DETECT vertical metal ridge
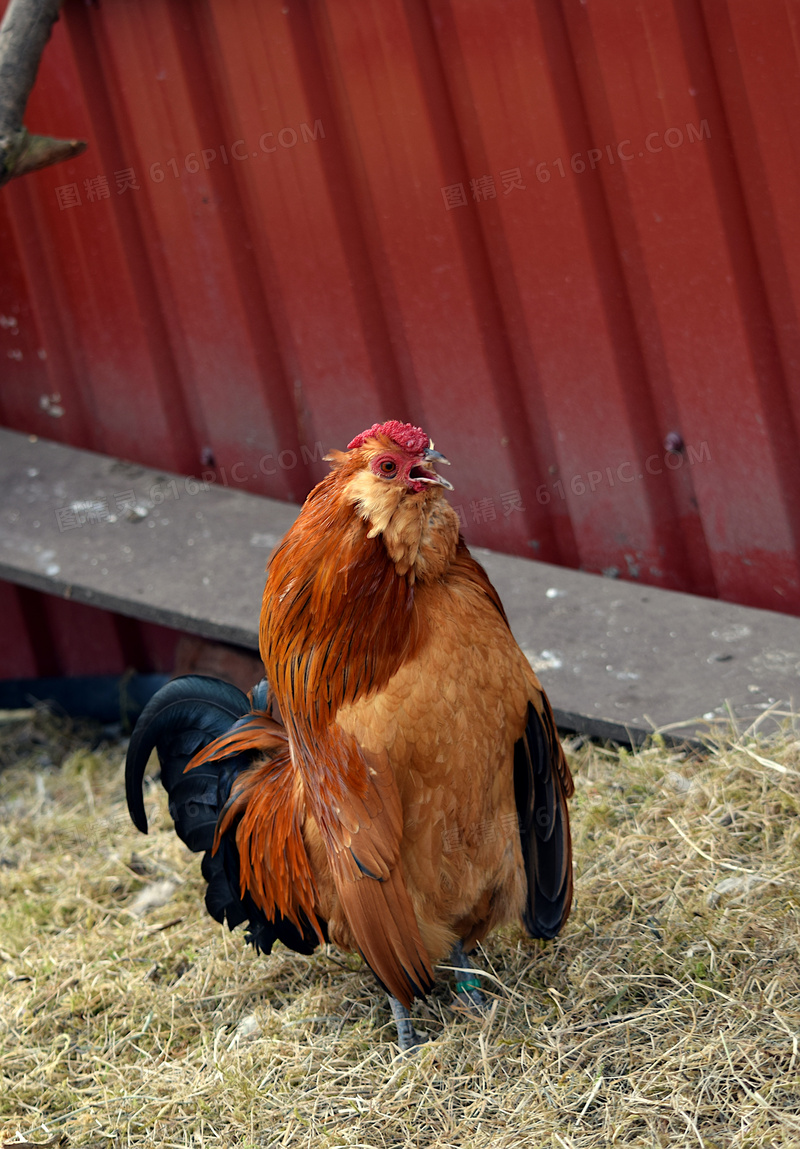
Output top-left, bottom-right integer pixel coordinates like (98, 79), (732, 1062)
(203, 0), (320, 492)
(308, 0), (424, 421)
(697, 0), (800, 461)
(166, 0), (311, 500)
(545, 0), (710, 591)
(63, 0), (199, 474)
(0, 584), (40, 679)
(408, 0), (568, 565)
(675, 0), (800, 593)
(0, 189), (94, 448)
(290, 0), (413, 425)
(15, 585), (62, 678)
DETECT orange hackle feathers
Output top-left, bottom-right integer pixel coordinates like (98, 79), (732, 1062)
(260, 459), (421, 734)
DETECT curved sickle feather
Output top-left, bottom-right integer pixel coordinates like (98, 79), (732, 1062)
(125, 675), (250, 833)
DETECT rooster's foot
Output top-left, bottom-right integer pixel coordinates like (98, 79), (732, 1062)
(388, 994), (427, 1052)
(450, 940), (487, 1012)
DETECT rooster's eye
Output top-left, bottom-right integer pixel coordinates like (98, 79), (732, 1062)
(378, 459), (397, 476)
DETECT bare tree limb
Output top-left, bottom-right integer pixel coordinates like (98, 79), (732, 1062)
(0, 0), (86, 187)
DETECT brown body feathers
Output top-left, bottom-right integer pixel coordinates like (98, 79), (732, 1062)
(193, 423), (573, 1007)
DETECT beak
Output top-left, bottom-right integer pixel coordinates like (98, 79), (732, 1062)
(423, 447), (450, 466)
(416, 445), (454, 491)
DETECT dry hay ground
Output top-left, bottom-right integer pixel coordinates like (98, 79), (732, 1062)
(1, 708), (799, 1149)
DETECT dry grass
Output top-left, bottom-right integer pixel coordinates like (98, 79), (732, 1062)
(1, 707), (800, 1148)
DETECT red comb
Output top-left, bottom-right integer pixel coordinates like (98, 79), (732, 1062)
(347, 421), (429, 454)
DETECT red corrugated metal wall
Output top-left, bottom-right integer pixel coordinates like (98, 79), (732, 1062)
(2, 0), (800, 678)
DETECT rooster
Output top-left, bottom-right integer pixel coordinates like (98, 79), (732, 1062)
(126, 420), (573, 1049)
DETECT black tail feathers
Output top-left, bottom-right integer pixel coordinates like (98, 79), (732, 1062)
(514, 700), (573, 940)
(125, 674), (249, 838)
(124, 674), (322, 956)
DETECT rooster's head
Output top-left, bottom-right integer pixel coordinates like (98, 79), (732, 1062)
(345, 420), (452, 494)
(325, 420), (454, 552)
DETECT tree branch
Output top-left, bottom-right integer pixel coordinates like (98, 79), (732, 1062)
(0, 0), (87, 186)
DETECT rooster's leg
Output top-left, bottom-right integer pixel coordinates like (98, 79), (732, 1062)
(387, 995), (426, 1051)
(450, 940), (486, 1010)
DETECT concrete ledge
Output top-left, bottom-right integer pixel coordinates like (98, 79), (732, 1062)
(1, 428), (798, 743)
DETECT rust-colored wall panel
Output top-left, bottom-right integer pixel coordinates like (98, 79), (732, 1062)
(430, 0), (699, 587)
(559, 0), (800, 610)
(2, 0), (800, 679)
(0, 585), (39, 679)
